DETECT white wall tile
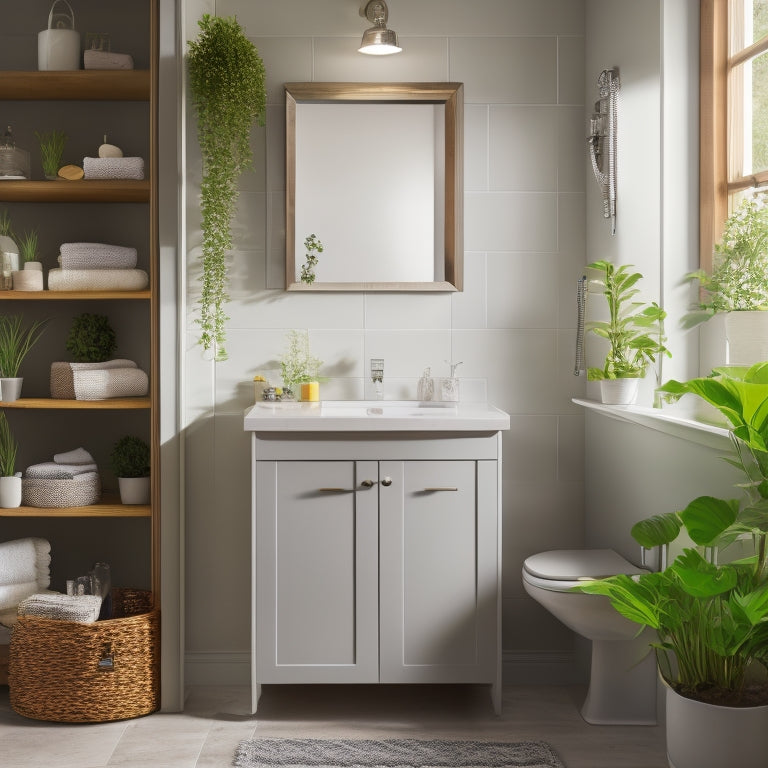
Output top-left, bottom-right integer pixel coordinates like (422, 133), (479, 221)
(557, 107), (587, 193)
(558, 36), (586, 105)
(252, 37), (314, 104)
(503, 415), (558, 484)
(464, 105), (489, 192)
(451, 251), (487, 329)
(365, 293), (452, 330)
(364, 330), (452, 379)
(558, 414), (585, 483)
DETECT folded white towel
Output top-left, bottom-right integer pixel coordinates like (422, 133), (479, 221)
(0, 581), (38, 612)
(47, 268), (149, 292)
(0, 589), (57, 628)
(18, 593), (102, 624)
(59, 242), (138, 271)
(73, 367), (149, 400)
(53, 447), (94, 465)
(0, 538), (50, 587)
(83, 156), (144, 180)
(24, 462), (99, 479)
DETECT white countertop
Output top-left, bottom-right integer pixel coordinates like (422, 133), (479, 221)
(243, 400), (511, 432)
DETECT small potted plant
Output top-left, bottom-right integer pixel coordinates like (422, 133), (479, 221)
(279, 329), (323, 401)
(686, 195), (768, 365)
(585, 259), (670, 404)
(577, 362), (768, 768)
(0, 412), (20, 508)
(13, 229), (43, 291)
(35, 129), (67, 180)
(0, 314), (48, 402)
(110, 435), (150, 505)
(65, 313), (117, 363)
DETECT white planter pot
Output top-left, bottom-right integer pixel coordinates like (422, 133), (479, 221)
(0, 377), (23, 402)
(118, 476), (150, 505)
(24, 261), (43, 271)
(724, 310), (768, 365)
(665, 679), (768, 768)
(12, 269), (43, 291)
(599, 378), (639, 405)
(0, 475), (22, 508)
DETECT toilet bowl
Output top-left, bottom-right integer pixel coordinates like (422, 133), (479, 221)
(522, 548), (657, 725)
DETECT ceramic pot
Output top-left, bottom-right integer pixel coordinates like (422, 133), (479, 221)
(12, 270), (43, 291)
(0, 377), (23, 402)
(724, 310), (768, 365)
(0, 475), (22, 508)
(599, 378), (639, 405)
(118, 476), (150, 505)
(24, 261), (43, 271)
(664, 677), (768, 768)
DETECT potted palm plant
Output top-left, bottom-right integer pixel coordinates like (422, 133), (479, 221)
(585, 259), (670, 404)
(13, 229), (43, 291)
(110, 435), (150, 505)
(0, 412), (21, 508)
(0, 315), (48, 401)
(576, 362), (768, 768)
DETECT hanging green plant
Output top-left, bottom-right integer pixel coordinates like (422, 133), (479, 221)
(187, 14), (266, 361)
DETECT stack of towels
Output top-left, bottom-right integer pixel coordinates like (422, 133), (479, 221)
(0, 538), (51, 630)
(48, 242), (149, 292)
(17, 592), (102, 624)
(22, 447), (102, 508)
(25, 446), (99, 480)
(50, 358), (149, 401)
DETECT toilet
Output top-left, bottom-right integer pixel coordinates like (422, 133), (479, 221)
(522, 548), (657, 725)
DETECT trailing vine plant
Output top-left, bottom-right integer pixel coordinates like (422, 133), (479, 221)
(300, 234), (323, 285)
(188, 14), (266, 360)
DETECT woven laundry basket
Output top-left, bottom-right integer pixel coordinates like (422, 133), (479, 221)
(9, 588), (159, 722)
(21, 471), (101, 507)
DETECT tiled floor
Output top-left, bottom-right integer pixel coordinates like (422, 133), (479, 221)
(0, 683), (668, 768)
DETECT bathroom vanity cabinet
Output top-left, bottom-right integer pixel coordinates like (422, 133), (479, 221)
(245, 401), (509, 713)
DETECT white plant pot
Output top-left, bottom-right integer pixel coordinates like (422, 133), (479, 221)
(664, 678), (768, 768)
(724, 310), (768, 365)
(12, 269), (43, 291)
(118, 476), (150, 505)
(0, 475), (22, 508)
(24, 261), (43, 271)
(599, 378), (639, 405)
(0, 377), (23, 402)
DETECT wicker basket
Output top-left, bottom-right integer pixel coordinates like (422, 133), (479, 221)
(9, 588), (159, 722)
(21, 472), (101, 507)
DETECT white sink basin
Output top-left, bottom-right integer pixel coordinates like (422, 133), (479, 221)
(321, 400), (458, 418)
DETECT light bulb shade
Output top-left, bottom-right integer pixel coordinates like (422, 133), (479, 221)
(358, 26), (401, 55)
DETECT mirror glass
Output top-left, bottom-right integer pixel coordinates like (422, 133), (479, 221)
(285, 83), (463, 292)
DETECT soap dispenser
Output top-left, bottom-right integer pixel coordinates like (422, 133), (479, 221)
(441, 360), (462, 402)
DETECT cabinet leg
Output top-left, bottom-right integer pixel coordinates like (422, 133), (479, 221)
(491, 679), (502, 715)
(251, 682), (262, 714)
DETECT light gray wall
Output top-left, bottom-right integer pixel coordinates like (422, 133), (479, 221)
(182, 0), (588, 684)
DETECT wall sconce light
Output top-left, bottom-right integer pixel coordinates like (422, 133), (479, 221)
(358, 0), (402, 55)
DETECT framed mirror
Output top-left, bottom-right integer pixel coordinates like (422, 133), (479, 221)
(285, 82), (463, 292)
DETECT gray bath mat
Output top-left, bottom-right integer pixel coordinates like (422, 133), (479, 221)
(234, 738), (565, 768)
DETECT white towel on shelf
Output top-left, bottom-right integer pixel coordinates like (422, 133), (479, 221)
(24, 462), (99, 479)
(53, 447), (94, 465)
(18, 593), (102, 624)
(69, 359), (137, 372)
(0, 538), (50, 587)
(83, 156), (144, 180)
(0, 581), (39, 612)
(47, 267), (149, 292)
(59, 242), (138, 271)
(72, 366), (149, 400)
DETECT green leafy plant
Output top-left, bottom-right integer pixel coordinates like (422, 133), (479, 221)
(35, 129), (68, 178)
(0, 315), (48, 377)
(300, 234), (323, 285)
(110, 435), (150, 478)
(0, 208), (13, 239)
(586, 259), (670, 380)
(0, 412), (18, 477)
(685, 196), (768, 327)
(576, 362), (768, 707)
(279, 329), (323, 392)
(17, 230), (38, 264)
(187, 14), (266, 361)
(65, 313), (116, 363)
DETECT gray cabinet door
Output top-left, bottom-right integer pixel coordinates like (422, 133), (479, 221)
(255, 460), (379, 682)
(379, 460), (498, 683)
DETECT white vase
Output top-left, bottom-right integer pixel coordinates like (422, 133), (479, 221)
(724, 310), (768, 365)
(118, 476), (150, 505)
(664, 678), (768, 768)
(0, 377), (23, 402)
(0, 475), (22, 508)
(599, 378), (639, 405)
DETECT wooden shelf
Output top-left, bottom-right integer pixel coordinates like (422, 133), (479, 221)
(0, 495), (150, 518)
(0, 397), (150, 409)
(0, 70), (150, 101)
(0, 290), (150, 300)
(0, 180), (150, 203)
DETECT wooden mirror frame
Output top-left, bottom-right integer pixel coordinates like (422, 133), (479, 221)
(285, 82), (464, 292)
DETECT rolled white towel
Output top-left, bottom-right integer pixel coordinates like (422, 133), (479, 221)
(47, 267), (149, 292)
(0, 538), (50, 587)
(83, 156), (144, 180)
(0, 581), (38, 612)
(59, 242), (138, 271)
(18, 593), (102, 624)
(72, 367), (149, 400)
(53, 447), (94, 465)
(24, 462), (99, 479)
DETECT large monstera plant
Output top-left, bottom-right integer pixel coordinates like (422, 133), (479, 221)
(188, 14), (266, 361)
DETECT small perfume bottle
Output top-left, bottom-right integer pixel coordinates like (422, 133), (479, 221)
(441, 361), (462, 402)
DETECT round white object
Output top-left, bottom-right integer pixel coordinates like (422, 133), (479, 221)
(98, 143), (124, 158)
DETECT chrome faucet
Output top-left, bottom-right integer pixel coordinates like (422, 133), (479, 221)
(370, 358), (384, 400)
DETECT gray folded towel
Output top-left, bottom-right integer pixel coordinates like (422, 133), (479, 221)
(59, 242), (138, 270)
(53, 447), (94, 465)
(18, 592), (102, 623)
(25, 462), (98, 479)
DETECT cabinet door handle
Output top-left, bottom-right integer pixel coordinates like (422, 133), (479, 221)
(381, 477), (393, 487)
(423, 487), (459, 492)
(318, 487), (350, 492)
(360, 479), (377, 488)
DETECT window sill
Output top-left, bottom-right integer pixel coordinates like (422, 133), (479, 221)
(573, 398), (731, 450)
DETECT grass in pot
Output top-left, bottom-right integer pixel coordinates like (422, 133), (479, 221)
(0, 314), (48, 401)
(0, 412), (21, 507)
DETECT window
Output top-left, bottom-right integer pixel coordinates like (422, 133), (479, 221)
(700, 0), (768, 269)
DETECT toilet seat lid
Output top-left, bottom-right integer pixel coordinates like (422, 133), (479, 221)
(523, 549), (645, 581)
